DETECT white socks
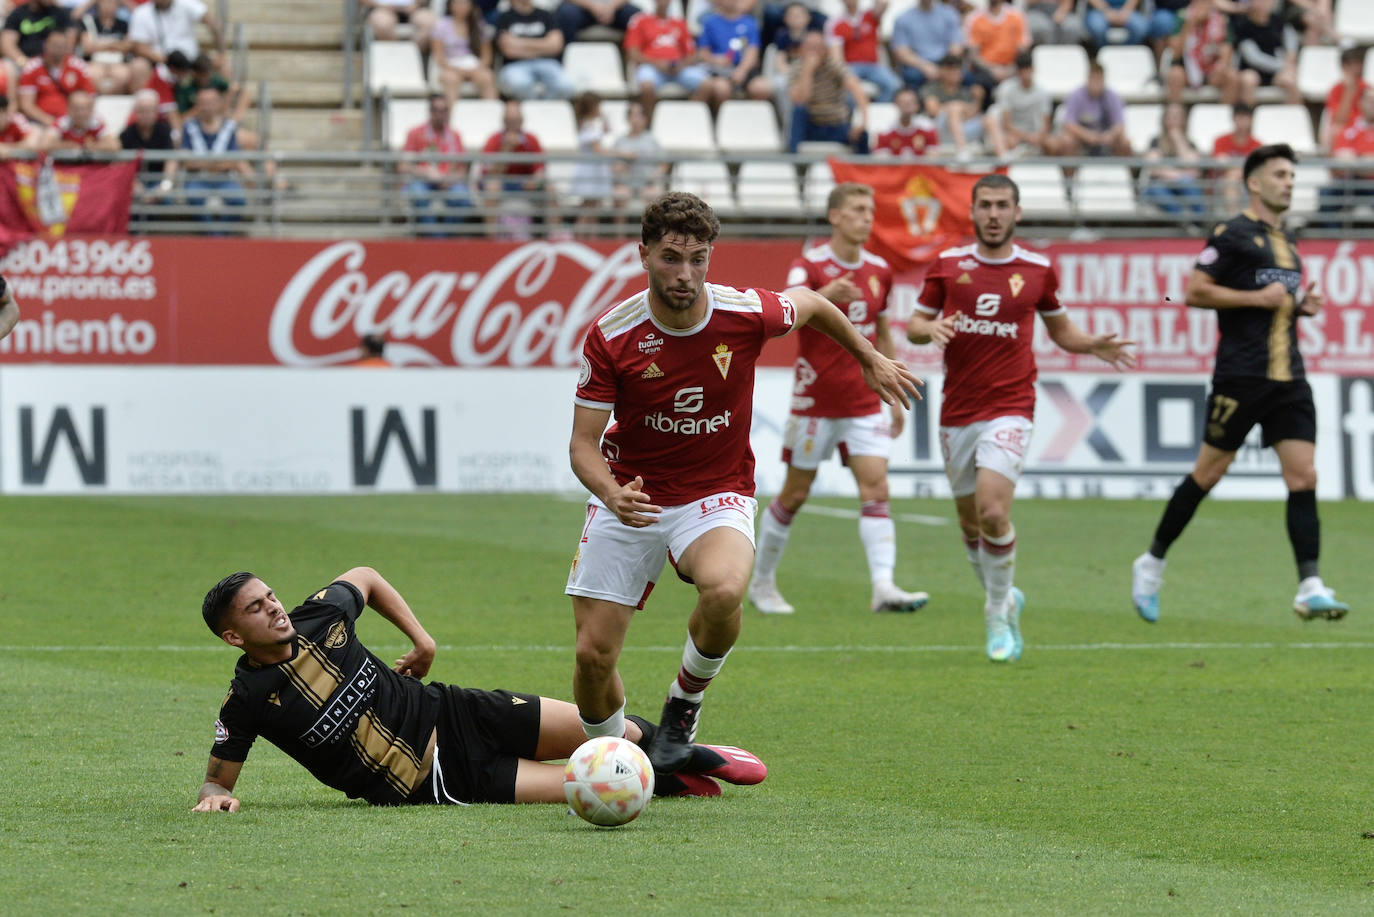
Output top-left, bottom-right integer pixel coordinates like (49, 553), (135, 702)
(859, 500), (896, 586)
(752, 499), (795, 583)
(980, 526), (1016, 612)
(580, 704), (626, 739)
(668, 636), (728, 703)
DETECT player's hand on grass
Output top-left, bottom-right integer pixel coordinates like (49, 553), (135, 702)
(192, 794), (239, 813)
(608, 476), (662, 527)
(1298, 280), (1322, 316)
(394, 635), (436, 678)
(1089, 333), (1137, 371)
(863, 355), (922, 408)
(819, 273), (864, 305)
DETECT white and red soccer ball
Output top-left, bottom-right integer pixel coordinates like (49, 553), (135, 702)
(563, 736), (655, 827)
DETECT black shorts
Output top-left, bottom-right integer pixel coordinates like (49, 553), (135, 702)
(1203, 376), (1315, 452)
(413, 685), (542, 805)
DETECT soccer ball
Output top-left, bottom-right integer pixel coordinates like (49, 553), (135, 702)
(563, 736), (655, 827)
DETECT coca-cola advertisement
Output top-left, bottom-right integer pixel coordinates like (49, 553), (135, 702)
(1, 236), (1372, 375)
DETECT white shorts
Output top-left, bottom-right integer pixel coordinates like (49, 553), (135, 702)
(565, 491), (758, 609)
(939, 415), (1033, 497)
(781, 412), (891, 471)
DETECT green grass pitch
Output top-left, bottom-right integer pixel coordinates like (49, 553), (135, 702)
(2, 493), (1372, 915)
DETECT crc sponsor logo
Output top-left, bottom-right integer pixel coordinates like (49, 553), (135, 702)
(954, 312), (1017, 338)
(269, 240), (645, 367)
(699, 493), (751, 517)
(645, 386), (731, 434)
(779, 294), (795, 327)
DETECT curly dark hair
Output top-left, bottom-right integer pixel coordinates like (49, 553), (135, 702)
(202, 571), (256, 636)
(641, 191), (720, 246)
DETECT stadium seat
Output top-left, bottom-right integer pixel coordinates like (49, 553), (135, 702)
(1008, 163), (1071, 217)
(1335, 0), (1374, 43)
(1032, 44), (1089, 100)
(1290, 165), (1328, 216)
(452, 98), (503, 149)
(672, 159), (735, 213)
(522, 99), (578, 151)
(803, 160), (835, 213)
(1296, 45), (1341, 102)
(716, 100), (783, 154)
(1123, 103), (1162, 154)
(1098, 44), (1159, 102)
(368, 40), (428, 97)
(1252, 104), (1316, 154)
(94, 94), (133, 130)
(1186, 102), (1233, 156)
(1366, 48), (1374, 84)
(544, 159), (576, 197)
(651, 99), (716, 153)
(735, 161), (803, 215)
(1072, 164), (1136, 216)
(385, 97), (429, 149)
(600, 99), (629, 139)
(862, 101), (897, 146)
(563, 42), (629, 96)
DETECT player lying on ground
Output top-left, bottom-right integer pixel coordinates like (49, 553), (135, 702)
(193, 567), (766, 812)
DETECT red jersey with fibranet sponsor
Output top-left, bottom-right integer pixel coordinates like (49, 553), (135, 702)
(785, 243), (890, 418)
(623, 13), (695, 62)
(18, 55), (95, 119)
(575, 283), (796, 505)
(915, 243), (1064, 426)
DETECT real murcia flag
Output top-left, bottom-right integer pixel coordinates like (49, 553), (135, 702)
(0, 155), (139, 240)
(712, 343), (733, 379)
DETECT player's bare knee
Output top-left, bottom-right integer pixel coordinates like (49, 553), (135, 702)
(1283, 467), (1317, 491)
(696, 575), (748, 613)
(573, 637), (619, 680)
(977, 505), (1010, 536)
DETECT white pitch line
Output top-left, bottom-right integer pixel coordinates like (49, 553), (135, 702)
(4, 642), (1374, 653)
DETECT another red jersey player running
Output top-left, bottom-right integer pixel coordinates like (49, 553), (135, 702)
(906, 175), (1135, 662)
(748, 182), (929, 616)
(569, 192), (920, 772)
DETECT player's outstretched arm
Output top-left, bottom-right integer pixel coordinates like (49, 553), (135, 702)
(337, 566), (436, 677)
(569, 404), (662, 527)
(906, 310), (958, 348)
(0, 281), (19, 342)
(786, 286), (922, 407)
(192, 755), (243, 813)
(1185, 269), (1288, 311)
(1042, 312), (1137, 371)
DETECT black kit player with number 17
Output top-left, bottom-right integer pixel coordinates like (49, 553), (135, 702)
(1131, 143), (1350, 624)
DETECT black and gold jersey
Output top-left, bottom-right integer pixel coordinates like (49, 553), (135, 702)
(1195, 211), (1306, 382)
(210, 582), (439, 805)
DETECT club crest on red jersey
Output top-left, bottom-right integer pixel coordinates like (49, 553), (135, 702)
(712, 343), (733, 379)
(1008, 273), (1025, 298)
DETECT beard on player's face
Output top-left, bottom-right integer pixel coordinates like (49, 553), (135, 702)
(975, 217), (1015, 248)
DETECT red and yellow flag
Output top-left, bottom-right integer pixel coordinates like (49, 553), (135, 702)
(0, 157), (139, 240)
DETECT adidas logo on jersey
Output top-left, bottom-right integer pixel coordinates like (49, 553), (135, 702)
(641, 362), (664, 379)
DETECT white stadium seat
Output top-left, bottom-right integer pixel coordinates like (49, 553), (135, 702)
(1296, 45), (1341, 102)
(521, 99), (578, 151)
(1123, 103), (1162, 155)
(1252, 104), (1316, 154)
(600, 99), (629, 139)
(1073, 164), (1136, 216)
(715, 100), (783, 154)
(1366, 48), (1374, 84)
(1098, 44), (1158, 102)
(863, 101), (897, 146)
(368, 40), (427, 97)
(1335, 0), (1374, 42)
(1008, 163), (1071, 217)
(385, 97), (428, 149)
(1291, 165), (1328, 216)
(563, 42), (629, 96)
(452, 98), (503, 149)
(673, 160), (735, 213)
(94, 94), (133, 130)
(1032, 44), (1089, 100)
(651, 100), (716, 153)
(735, 161), (803, 215)
(804, 160), (835, 213)
(1186, 102), (1233, 156)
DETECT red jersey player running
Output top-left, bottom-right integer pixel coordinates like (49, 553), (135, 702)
(569, 192), (920, 772)
(748, 182), (929, 616)
(906, 175), (1135, 662)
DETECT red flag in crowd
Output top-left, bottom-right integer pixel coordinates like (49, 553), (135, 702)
(827, 160), (991, 272)
(0, 157), (139, 240)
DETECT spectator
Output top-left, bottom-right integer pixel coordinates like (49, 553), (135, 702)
(771, 1), (819, 66)
(554, 0), (640, 45)
(79, 0), (134, 95)
(1163, 0), (1236, 106)
(762, 0), (825, 51)
(1231, 0), (1299, 107)
(1024, 0), (1085, 47)
(697, 0), (773, 111)
(481, 99), (559, 237)
(623, 0), (710, 112)
(353, 334), (392, 368)
(1141, 102), (1205, 219)
(18, 30), (93, 127)
(611, 98), (666, 216)
(129, 0), (224, 69)
(1320, 45), (1367, 152)
(1054, 60), (1132, 157)
(921, 53), (999, 161)
(1285, 0), (1335, 46)
(40, 87), (118, 151)
(120, 88), (179, 202)
(1084, 0), (1151, 49)
(360, 0), (436, 57)
(493, 0), (573, 100)
(993, 49), (1060, 157)
(1210, 101), (1261, 213)
(965, 0), (1029, 86)
(432, 0), (498, 103)
(1148, 0), (1190, 58)
(400, 93), (472, 233)
(889, 0), (962, 91)
(1318, 86), (1374, 226)
(179, 85), (251, 225)
(570, 91), (612, 226)
(787, 29), (868, 152)
(2, 0), (72, 78)
(873, 85), (938, 157)
(174, 54), (245, 122)
(825, 0), (899, 103)
(0, 94), (39, 153)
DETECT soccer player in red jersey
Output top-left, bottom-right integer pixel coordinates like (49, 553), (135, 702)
(907, 175), (1135, 662)
(569, 192), (920, 771)
(748, 182), (929, 616)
